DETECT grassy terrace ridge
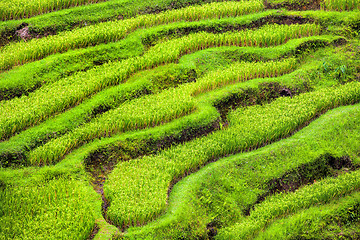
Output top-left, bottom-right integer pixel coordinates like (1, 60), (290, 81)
(1, 0), (360, 239)
(27, 58), (296, 165)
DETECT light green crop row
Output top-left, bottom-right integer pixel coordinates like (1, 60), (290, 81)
(0, 35), (143, 101)
(104, 81), (360, 228)
(120, 96), (360, 239)
(28, 58), (296, 165)
(0, 23), (319, 140)
(0, 0), (107, 21)
(143, 24), (320, 65)
(191, 58), (297, 96)
(322, 0), (360, 11)
(0, 0), (232, 48)
(0, 0), (264, 71)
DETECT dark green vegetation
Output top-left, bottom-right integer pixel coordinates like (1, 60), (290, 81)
(1, 0), (360, 239)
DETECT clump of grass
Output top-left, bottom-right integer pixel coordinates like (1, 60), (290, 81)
(0, 174), (97, 239)
(322, 0), (360, 11)
(0, 0), (107, 21)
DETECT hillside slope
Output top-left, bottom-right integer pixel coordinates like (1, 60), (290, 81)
(1, 0), (360, 239)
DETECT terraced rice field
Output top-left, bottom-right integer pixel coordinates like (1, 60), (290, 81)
(1, 0), (360, 239)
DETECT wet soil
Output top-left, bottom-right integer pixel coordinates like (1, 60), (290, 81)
(0, 130), (63, 168)
(0, 151), (27, 168)
(0, 81), (42, 102)
(0, 23), (57, 47)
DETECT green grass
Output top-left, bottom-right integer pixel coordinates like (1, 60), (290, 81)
(0, 0), (243, 45)
(0, 10), (282, 101)
(23, 36), (354, 166)
(1, 34), (337, 168)
(218, 169), (360, 239)
(0, 36), (143, 101)
(28, 85), (197, 165)
(322, 0), (360, 11)
(267, 0), (360, 10)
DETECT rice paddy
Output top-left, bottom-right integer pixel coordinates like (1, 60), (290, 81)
(1, 0), (360, 239)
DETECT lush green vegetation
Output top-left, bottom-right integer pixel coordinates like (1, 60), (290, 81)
(322, 0), (360, 10)
(120, 99), (360, 239)
(1, 0), (360, 239)
(0, 0), (264, 71)
(0, 23), (319, 141)
(0, 0), (258, 45)
(0, 0), (107, 21)
(0, 175), (97, 239)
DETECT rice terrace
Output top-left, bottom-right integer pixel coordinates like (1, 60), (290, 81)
(1, 0), (360, 239)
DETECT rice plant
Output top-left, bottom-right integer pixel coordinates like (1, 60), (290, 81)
(0, 0), (106, 21)
(322, 0), (360, 11)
